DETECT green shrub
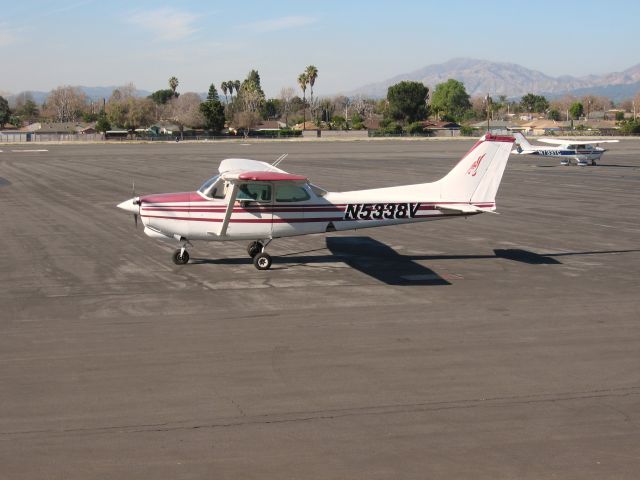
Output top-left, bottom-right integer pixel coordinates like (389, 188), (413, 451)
(459, 125), (474, 136)
(405, 122), (424, 134)
(619, 119), (640, 134)
(382, 123), (402, 135)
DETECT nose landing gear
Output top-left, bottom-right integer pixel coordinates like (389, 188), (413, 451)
(172, 248), (190, 265)
(172, 239), (192, 265)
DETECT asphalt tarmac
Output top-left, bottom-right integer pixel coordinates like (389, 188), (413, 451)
(1, 138), (639, 479)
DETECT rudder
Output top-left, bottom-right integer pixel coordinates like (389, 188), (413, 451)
(437, 134), (514, 205)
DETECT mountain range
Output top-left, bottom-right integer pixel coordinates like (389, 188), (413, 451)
(4, 58), (640, 104)
(346, 58), (640, 101)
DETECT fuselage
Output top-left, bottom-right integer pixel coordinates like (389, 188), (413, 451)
(518, 144), (605, 161)
(137, 186), (493, 242)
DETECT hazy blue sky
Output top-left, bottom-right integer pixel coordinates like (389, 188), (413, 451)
(1, 0), (638, 96)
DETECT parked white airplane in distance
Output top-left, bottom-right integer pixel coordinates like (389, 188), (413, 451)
(512, 132), (618, 166)
(117, 133), (515, 270)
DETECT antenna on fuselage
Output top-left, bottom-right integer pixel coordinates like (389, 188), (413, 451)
(272, 153), (288, 167)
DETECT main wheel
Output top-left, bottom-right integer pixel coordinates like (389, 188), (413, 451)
(253, 252), (272, 270)
(172, 249), (189, 265)
(591, 160), (597, 166)
(247, 241), (263, 258)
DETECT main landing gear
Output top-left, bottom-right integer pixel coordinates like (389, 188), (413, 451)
(171, 239), (274, 270)
(247, 239), (273, 270)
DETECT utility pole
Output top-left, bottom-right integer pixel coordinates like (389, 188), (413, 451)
(485, 94), (491, 132)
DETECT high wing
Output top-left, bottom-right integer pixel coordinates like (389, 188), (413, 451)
(218, 158), (288, 175)
(215, 159), (309, 237)
(221, 170), (307, 183)
(538, 138), (619, 145)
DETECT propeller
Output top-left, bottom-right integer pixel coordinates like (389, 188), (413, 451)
(131, 180), (140, 228)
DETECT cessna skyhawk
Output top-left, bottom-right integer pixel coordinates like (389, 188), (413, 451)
(512, 132), (618, 166)
(117, 134), (515, 270)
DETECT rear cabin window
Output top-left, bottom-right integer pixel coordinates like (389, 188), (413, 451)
(237, 183), (271, 202)
(276, 184), (310, 202)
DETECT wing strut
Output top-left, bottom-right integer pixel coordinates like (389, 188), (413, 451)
(218, 183), (239, 236)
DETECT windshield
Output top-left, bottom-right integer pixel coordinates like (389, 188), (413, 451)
(198, 175), (219, 194)
(198, 175), (224, 198)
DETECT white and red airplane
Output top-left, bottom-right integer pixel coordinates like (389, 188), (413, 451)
(512, 132), (618, 166)
(117, 133), (515, 270)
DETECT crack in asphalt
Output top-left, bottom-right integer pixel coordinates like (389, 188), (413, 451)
(2, 386), (639, 439)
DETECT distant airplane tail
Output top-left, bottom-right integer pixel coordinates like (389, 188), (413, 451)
(512, 132), (534, 153)
(437, 133), (514, 207)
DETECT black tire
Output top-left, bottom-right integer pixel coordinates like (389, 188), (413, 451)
(592, 160), (597, 166)
(253, 252), (272, 270)
(247, 241), (263, 258)
(172, 249), (189, 265)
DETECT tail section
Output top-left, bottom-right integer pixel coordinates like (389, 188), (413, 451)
(512, 132), (534, 153)
(437, 133), (514, 206)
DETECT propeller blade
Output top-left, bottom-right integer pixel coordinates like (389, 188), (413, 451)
(131, 180), (140, 228)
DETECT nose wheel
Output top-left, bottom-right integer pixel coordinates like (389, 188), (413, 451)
(172, 247), (190, 265)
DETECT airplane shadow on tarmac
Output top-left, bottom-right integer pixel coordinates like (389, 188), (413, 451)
(191, 236), (640, 286)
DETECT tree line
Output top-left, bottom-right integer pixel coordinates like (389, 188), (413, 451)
(2, 69), (640, 134)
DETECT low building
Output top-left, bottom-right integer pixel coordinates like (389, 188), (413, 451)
(470, 120), (519, 135)
(254, 120), (287, 131)
(421, 120), (461, 137)
(20, 122), (95, 134)
(519, 119), (571, 135)
(149, 123), (182, 135)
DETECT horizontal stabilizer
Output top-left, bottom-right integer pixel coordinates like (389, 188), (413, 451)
(437, 204), (498, 214)
(512, 148), (535, 154)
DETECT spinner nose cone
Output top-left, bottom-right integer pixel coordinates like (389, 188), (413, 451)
(117, 197), (140, 214)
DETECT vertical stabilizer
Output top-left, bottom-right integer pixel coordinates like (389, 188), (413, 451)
(437, 134), (514, 205)
(513, 132), (533, 152)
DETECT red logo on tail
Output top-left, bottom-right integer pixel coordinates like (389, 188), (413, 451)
(466, 153), (485, 176)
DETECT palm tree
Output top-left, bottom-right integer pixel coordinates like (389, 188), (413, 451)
(234, 80), (241, 97)
(221, 81), (228, 104)
(305, 65), (318, 125)
(168, 76), (179, 96)
(226, 80), (234, 100)
(298, 72), (308, 129)
(305, 65), (318, 105)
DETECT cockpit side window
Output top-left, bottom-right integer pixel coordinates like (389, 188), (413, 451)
(275, 184), (311, 202)
(236, 183), (271, 202)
